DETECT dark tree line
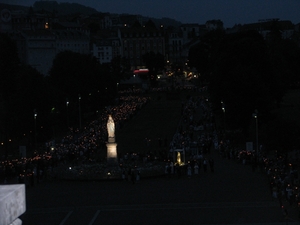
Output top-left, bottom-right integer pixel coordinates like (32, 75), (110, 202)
(188, 23), (300, 152)
(0, 33), (130, 156)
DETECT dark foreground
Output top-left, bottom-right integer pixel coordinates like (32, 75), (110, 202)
(19, 148), (299, 225)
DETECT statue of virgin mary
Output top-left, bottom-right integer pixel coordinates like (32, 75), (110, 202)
(107, 114), (115, 139)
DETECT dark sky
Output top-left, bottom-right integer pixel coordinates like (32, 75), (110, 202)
(3, 0), (300, 28)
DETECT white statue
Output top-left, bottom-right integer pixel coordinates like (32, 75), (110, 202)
(177, 152), (181, 165)
(107, 114), (115, 139)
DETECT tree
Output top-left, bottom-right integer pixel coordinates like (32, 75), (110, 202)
(0, 33), (20, 156)
(266, 39), (300, 106)
(0, 33), (19, 100)
(49, 51), (105, 97)
(0, 34), (56, 154)
(110, 55), (131, 82)
(261, 116), (300, 153)
(188, 29), (225, 79)
(14, 65), (53, 142)
(142, 51), (165, 86)
(49, 51), (117, 127)
(142, 51), (165, 73)
(208, 30), (273, 133)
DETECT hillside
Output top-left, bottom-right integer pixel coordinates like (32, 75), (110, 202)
(0, 1), (182, 28)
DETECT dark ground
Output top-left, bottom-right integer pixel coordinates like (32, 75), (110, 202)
(19, 148), (299, 225)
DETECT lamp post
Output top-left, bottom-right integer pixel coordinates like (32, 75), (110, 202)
(66, 98), (69, 129)
(78, 94), (82, 130)
(34, 109), (37, 152)
(221, 101), (226, 136)
(252, 110), (258, 155)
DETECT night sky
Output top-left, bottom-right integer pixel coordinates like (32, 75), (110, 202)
(3, 0), (300, 28)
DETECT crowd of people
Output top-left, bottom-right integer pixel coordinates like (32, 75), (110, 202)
(0, 83), (200, 182)
(0, 90), (151, 184)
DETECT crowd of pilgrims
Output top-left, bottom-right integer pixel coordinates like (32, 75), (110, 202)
(0, 86), (198, 183)
(0, 88), (151, 184)
(1, 85), (300, 210)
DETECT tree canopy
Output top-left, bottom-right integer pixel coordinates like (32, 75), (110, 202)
(0, 36), (125, 155)
(188, 28), (300, 151)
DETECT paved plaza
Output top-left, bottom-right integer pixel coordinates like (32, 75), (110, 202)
(19, 147), (299, 225)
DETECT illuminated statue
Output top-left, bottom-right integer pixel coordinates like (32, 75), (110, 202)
(177, 152), (181, 165)
(107, 115), (115, 139)
(106, 114), (118, 165)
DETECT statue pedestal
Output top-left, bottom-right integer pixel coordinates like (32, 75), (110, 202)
(106, 142), (118, 166)
(0, 184), (26, 225)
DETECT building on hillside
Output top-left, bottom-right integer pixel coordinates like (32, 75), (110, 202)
(0, 7), (52, 33)
(240, 19), (295, 39)
(165, 26), (183, 69)
(205, 19), (224, 30)
(118, 14), (144, 27)
(92, 39), (113, 64)
(119, 20), (165, 69)
(99, 14), (113, 29)
(91, 28), (122, 64)
(53, 29), (90, 54)
(52, 21), (90, 36)
(82, 12), (113, 31)
(180, 24), (203, 44)
(0, 8), (13, 32)
(165, 24), (207, 70)
(20, 29), (56, 75)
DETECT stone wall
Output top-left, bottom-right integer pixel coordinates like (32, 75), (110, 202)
(0, 184), (26, 225)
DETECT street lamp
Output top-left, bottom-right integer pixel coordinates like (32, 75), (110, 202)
(66, 98), (69, 129)
(34, 109), (37, 152)
(252, 110), (258, 155)
(221, 101), (226, 135)
(78, 94), (82, 130)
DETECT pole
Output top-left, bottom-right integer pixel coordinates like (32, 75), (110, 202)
(252, 110), (259, 158)
(256, 115), (258, 154)
(78, 94), (82, 130)
(221, 101), (226, 137)
(34, 110), (37, 153)
(66, 98), (69, 129)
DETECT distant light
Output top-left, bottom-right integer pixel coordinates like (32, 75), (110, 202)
(134, 69), (149, 74)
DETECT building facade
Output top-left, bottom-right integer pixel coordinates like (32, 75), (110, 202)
(2, 5), (299, 77)
(21, 29), (56, 75)
(120, 22), (165, 69)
